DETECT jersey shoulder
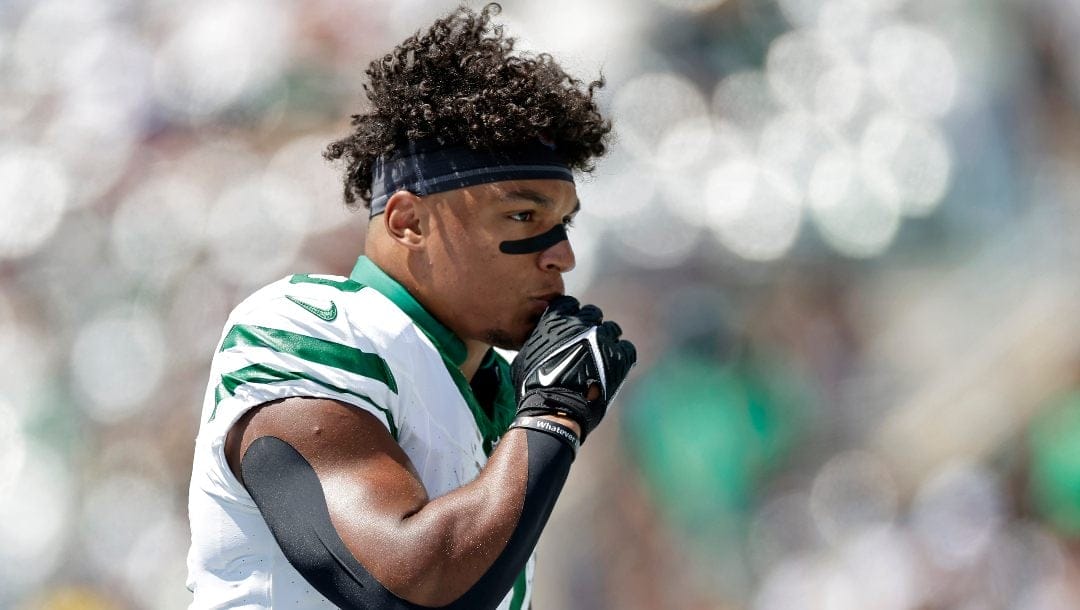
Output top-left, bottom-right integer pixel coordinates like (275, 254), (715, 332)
(229, 274), (363, 329)
(206, 274), (404, 436)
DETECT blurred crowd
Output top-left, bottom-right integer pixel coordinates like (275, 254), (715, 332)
(1, 0), (1078, 608)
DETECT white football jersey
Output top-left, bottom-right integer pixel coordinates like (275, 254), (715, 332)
(186, 256), (534, 609)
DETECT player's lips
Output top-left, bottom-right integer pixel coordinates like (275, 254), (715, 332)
(527, 292), (562, 314)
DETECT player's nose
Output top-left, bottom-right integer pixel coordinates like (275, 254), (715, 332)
(539, 235), (575, 274)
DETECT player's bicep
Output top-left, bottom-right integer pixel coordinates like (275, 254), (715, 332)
(227, 397), (431, 572)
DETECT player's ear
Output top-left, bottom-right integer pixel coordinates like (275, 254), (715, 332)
(383, 190), (425, 251)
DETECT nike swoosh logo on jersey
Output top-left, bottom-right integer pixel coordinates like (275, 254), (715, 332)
(286, 295), (338, 322)
(538, 344), (584, 387)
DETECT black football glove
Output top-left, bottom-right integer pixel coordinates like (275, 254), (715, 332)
(511, 295), (637, 442)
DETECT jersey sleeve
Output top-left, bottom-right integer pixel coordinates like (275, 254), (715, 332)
(205, 280), (402, 440)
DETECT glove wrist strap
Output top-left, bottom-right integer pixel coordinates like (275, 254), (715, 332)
(516, 389), (593, 440)
(509, 415), (580, 457)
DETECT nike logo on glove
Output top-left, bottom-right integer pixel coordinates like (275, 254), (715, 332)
(538, 344), (584, 387)
(286, 295), (338, 322)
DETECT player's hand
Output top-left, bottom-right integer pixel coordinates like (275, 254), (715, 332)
(511, 295), (637, 442)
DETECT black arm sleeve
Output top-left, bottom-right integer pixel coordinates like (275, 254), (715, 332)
(241, 430), (573, 610)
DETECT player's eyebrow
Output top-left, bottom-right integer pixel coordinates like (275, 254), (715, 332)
(500, 188), (581, 214)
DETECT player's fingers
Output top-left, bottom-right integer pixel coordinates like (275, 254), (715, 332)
(597, 320), (622, 340)
(578, 304), (604, 324)
(546, 294), (580, 315)
(616, 338), (637, 366)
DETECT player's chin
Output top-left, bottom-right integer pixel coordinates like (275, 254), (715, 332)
(483, 328), (525, 350)
(483, 317), (536, 350)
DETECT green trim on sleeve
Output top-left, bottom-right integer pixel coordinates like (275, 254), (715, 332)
(208, 362), (398, 438)
(220, 324), (398, 394)
(509, 567), (528, 610)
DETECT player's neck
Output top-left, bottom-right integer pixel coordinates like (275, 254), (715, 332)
(366, 239), (488, 380)
(459, 340), (489, 381)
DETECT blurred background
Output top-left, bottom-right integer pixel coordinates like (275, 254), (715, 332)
(1, 0), (1078, 608)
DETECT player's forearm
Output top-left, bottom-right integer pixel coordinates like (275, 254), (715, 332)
(374, 417), (577, 606)
(379, 429), (532, 603)
(362, 412), (579, 599)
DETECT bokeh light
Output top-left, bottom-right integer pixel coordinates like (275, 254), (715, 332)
(575, 145), (658, 219)
(123, 515), (191, 610)
(713, 70), (783, 136)
(81, 474), (174, 580)
(661, 120), (750, 225)
(0, 440), (71, 599)
(754, 554), (859, 610)
(614, 72), (709, 163)
(70, 307), (167, 423)
(206, 174), (311, 285)
(705, 157), (803, 261)
(808, 147), (901, 257)
(758, 111), (840, 194)
(859, 112), (952, 216)
(0, 399), (26, 496)
(766, 30), (864, 126)
(911, 462), (1005, 570)
(611, 207), (703, 269)
(111, 176), (208, 287)
(656, 115), (719, 171)
(47, 24), (150, 207)
(749, 492), (822, 576)
(868, 23), (958, 119)
(0, 311), (53, 421)
(11, 0), (113, 97)
(266, 134), (356, 234)
(152, 0), (292, 122)
(507, 0), (643, 78)
(0, 147), (69, 259)
(809, 451), (899, 545)
(43, 107), (140, 211)
(836, 525), (922, 610)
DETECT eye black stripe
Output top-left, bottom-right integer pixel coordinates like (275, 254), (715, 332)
(499, 224), (568, 254)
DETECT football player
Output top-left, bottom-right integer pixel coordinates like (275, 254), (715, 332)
(186, 4), (636, 609)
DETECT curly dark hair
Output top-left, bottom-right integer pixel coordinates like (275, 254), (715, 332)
(324, 3), (611, 208)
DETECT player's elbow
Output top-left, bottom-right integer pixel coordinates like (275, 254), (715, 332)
(371, 516), (491, 606)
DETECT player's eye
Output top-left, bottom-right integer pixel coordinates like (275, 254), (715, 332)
(562, 215), (576, 229)
(508, 211), (534, 222)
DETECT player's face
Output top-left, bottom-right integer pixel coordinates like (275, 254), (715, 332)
(420, 179), (579, 349)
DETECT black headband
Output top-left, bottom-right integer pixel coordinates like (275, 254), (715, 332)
(369, 139), (574, 217)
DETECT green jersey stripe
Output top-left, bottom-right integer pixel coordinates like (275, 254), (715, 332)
(510, 568), (528, 610)
(220, 324), (398, 394)
(289, 273), (365, 292)
(208, 362), (398, 438)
